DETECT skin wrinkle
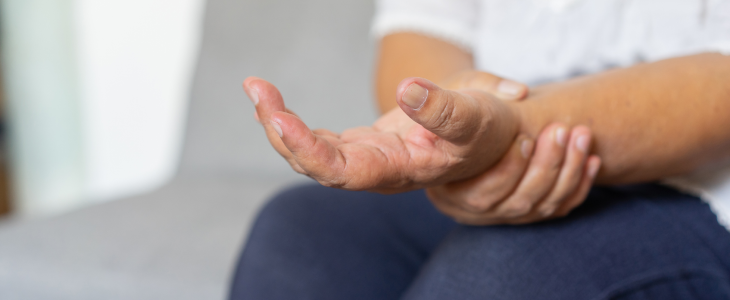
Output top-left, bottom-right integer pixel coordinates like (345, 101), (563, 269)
(451, 95), (484, 147)
(381, 133), (416, 188)
(402, 134), (430, 185)
(344, 144), (390, 189)
(431, 92), (459, 141)
(306, 136), (334, 176)
(325, 143), (351, 189)
(436, 149), (464, 184)
(399, 122), (456, 186)
(397, 135), (420, 185)
(443, 100), (498, 182)
(369, 142), (401, 188)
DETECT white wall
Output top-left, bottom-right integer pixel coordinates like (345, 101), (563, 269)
(76, 0), (205, 204)
(1, 0), (205, 216)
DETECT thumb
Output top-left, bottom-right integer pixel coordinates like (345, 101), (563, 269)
(396, 77), (495, 145)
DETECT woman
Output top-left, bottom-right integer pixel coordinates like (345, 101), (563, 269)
(230, 0), (730, 299)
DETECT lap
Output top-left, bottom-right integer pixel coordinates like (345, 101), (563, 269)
(230, 183), (730, 300)
(404, 184), (730, 299)
(229, 184), (456, 300)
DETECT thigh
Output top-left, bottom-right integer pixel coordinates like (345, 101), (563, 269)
(229, 183), (456, 300)
(403, 184), (730, 300)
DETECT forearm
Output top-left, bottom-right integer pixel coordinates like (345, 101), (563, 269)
(509, 53), (730, 184)
(376, 33), (473, 114)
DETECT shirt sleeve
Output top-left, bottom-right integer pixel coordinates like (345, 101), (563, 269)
(371, 0), (479, 52)
(704, 0), (730, 55)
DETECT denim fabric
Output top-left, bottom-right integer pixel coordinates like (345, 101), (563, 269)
(229, 184), (730, 300)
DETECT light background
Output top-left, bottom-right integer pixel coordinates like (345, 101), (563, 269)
(2, 0), (205, 216)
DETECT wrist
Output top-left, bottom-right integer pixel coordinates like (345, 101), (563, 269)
(505, 98), (544, 140)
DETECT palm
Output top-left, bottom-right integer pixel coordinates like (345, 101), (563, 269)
(248, 77), (518, 192)
(331, 108), (457, 190)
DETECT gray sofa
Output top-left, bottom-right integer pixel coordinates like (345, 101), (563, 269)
(0, 0), (377, 299)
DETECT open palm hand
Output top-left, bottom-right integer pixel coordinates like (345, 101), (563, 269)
(246, 77), (520, 192)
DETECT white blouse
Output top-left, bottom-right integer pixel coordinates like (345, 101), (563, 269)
(372, 0), (730, 231)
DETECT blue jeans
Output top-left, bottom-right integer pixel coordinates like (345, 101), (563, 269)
(229, 184), (730, 300)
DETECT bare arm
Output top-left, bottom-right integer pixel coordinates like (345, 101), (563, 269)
(376, 33), (473, 113)
(510, 53), (730, 184)
(378, 36), (730, 185)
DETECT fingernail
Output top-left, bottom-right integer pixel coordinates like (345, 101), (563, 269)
(497, 80), (523, 98)
(247, 87), (259, 105)
(555, 127), (567, 147)
(270, 120), (283, 137)
(588, 159), (601, 178)
(402, 83), (428, 110)
(520, 139), (533, 159)
(576, 135), (590, 153)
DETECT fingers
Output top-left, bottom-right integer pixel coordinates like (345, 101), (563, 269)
(427, 124), (600, 226)
(395, 77), (503, 145)
(443, 71), (529, 101)
(270, 111), (349, 186)
(493, 79), (529, 101)
(245, 77), (286, 121)
(246, 76), (423, 191)
(534, 126), (592, 216)
(492, 124), (569, 218)
(426, 188), (482, 225)
(272, 111), (405, 190)
(245, 77), (292, 159)
(245, 77), (328, 175)
(552, 156), (601, 217)
(431, 134), (534, 213)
